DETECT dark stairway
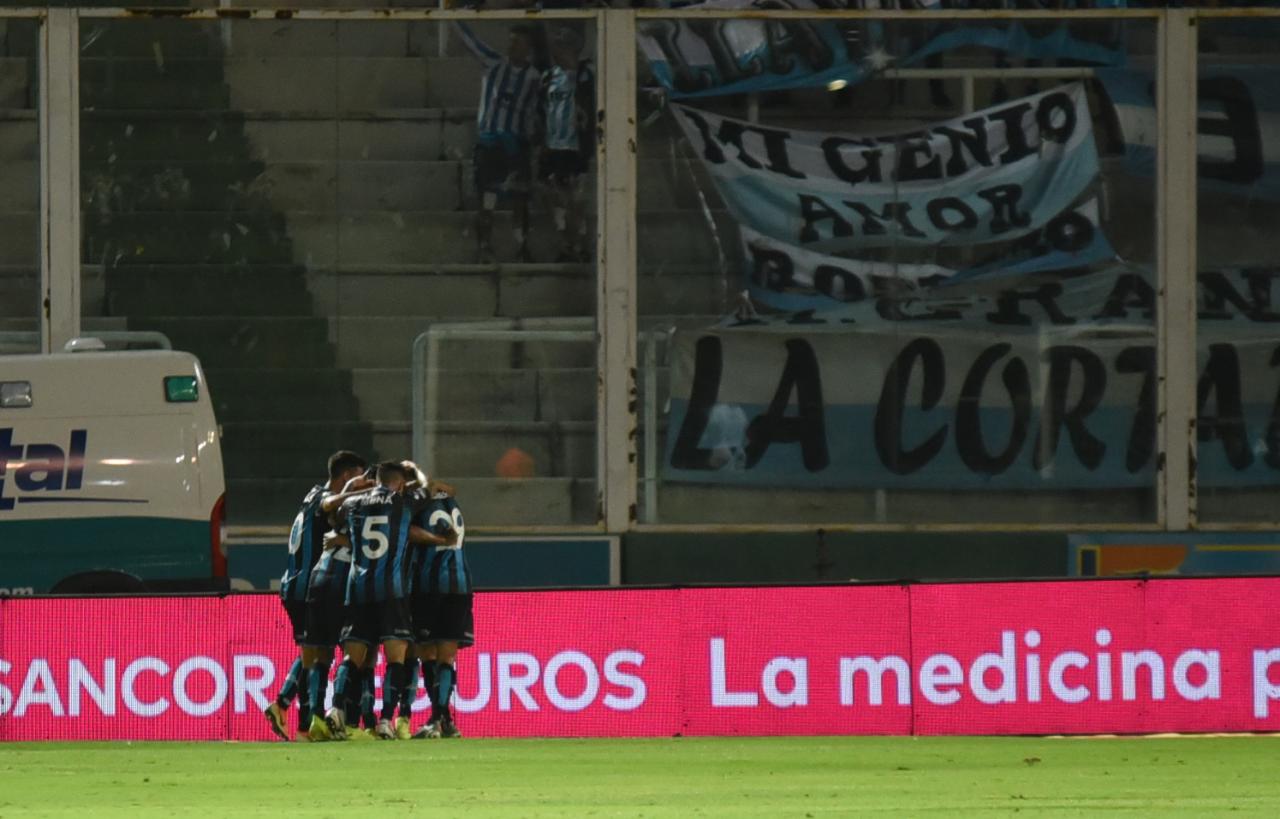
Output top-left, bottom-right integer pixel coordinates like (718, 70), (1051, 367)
(80, 18), (372, 525)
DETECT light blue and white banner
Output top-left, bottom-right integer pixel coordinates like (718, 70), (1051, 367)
(639, 0), (1129, 99)
(676, 83), (1101, 252)
(1097, 65), (1280, 202)
(666, 263), (1280, 490)
(744, 199), (1117, 311)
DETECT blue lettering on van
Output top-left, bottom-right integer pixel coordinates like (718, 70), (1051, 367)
(0, 429), (141, 511)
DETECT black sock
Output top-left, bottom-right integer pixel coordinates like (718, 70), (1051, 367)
(435, 661), (456, 723)
(424, 660), (440, 721)
(360, 668), (377, 728)
(307, 661), (331, 721)
(381, 662), (407, 722)
(276, 657), (303, 708)
(296, 667), (311, 729)
(399, 656), (419, 717)
(333, 659), (358, 723)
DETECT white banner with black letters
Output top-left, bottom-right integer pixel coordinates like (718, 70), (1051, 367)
(674, 82), (1101, 253)
(665, 264), (1280, 489)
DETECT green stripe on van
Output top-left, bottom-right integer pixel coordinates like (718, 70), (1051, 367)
(0, 517), (210, 592)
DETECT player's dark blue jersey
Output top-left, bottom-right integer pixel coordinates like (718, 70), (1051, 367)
(412, 494), (472, 595)
(342, 487), (424, 605)
(307, 544), (351, 604)
(281, 484), (327, 602)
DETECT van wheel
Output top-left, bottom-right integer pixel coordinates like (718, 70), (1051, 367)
(50, 571), (148, 595)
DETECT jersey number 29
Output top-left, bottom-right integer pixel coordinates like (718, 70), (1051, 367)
(428, 508), (465, 549)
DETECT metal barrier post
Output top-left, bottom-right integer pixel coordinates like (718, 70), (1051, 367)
(1156, 9), (1198, 531)
(40, 8), (81, 353)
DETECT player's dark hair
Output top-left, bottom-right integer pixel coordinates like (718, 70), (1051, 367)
(510, 23), (535, 41)
(375, 460), (407, 485)
(327, 450), (367, 480)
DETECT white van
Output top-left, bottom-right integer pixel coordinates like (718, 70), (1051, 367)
(0, 346), (227, 594)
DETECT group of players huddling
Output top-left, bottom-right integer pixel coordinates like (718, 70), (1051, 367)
(263, 451), (473, 741)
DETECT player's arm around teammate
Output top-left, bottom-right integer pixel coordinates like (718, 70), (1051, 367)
(410, 493), (472, 739)
(265, 450), (367, 741)
(326, 462), (434, 740)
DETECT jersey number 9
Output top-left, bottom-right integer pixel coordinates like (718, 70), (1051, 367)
(361, 515), (390, 560)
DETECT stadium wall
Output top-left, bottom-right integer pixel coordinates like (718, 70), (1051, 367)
(2, 578), (1280, 740)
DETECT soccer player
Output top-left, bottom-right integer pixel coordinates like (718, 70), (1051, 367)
(325, 462), (455, 740)
(410, 490), (473, 739)
(264, 450), (367, 741)
(456, 21), (542, 263)
(540, 26), (595, 263)
(305, 527), (381, 742)
(302, 530), (354, 741)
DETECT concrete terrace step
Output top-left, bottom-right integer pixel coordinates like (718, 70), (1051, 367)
(206, 365), (601, 425)
(204, 368), (362, 423)
(105, 264), (315, 317)
(79, 57), (227, 85)
(123, 311), (717, 371)
(81, 159), (268, 198)
(0, 266), (38, 318)
(0, 115), (38, 161)
(284, 209), (576, 267)
(80, 19), (219, 60)
(451, 477), (599, 527)
(126, 316), (338, 369)
(283, 209), (726, 268)
(221, 21), (429, 59)
(0, 212), (39, 266)
(0, 316), (130, 332)
(218, 20), (515, 60)
(222, 417), (593, 480)
(332, 316), (596, 370)
(305, 264), (726, 320)
(220, 419), (375, 480)
(226, 57), (438, 112)
(227, 158), (708, 214)
(400, 419), (596, 480)
(0, 316), (130, 352)
(82, 80), (232, 111)
(246, 117), (477, 164)
(221, 55), (541, 112)
(0, 58), (32, 110)
(83, 114), (259, 163)
(227, 476), (596, 527)
(416, 365), (669, 426)
(69, 150), (713, 214)
(0, 159), (38, 212)
(82, 211), (293, 266)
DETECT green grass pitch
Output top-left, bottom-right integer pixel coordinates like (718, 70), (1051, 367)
(1, 736), (1278, 816)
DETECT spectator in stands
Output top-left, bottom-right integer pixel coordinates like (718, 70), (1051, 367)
(539, 26), (596, 263)
(456, 22), (542, 262)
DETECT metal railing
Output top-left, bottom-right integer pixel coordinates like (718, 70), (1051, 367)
(411, 319), (672, 525)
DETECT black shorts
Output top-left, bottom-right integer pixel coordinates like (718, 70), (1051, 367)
(282, 599), (308, 645)
(542, 149), (587, 186)
(474, 142), (531, 196)
(340, 598), (414, 646)
(303, 592), (345, 649)
(411, 593), (475, 647)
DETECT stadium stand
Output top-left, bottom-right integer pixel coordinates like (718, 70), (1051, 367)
(19, 18), (729, 525)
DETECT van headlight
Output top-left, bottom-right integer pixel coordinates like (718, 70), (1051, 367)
(0, 381), (32, 408)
